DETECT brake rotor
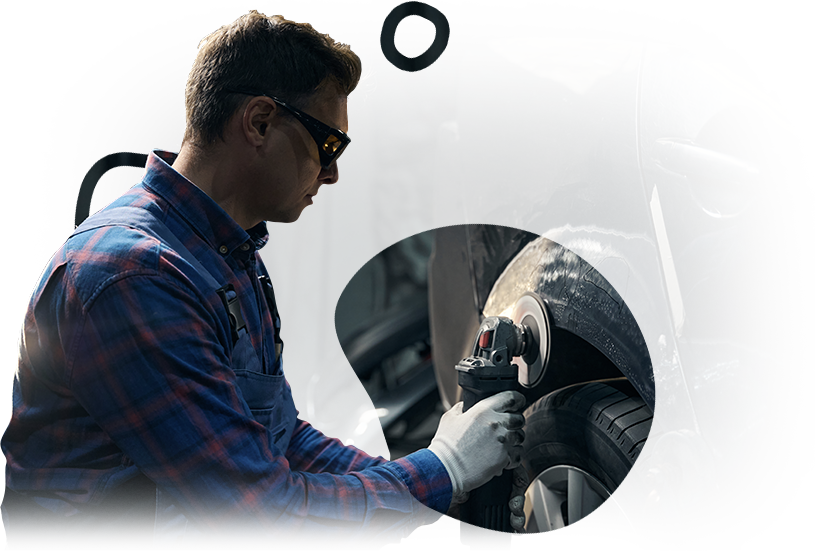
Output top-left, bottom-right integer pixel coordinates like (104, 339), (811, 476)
(511, 293), (551, 388)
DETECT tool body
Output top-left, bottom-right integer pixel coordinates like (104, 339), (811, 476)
(456, 316), (527, 532)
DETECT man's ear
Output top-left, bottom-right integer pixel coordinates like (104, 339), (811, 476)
(242, 97), (277, 146)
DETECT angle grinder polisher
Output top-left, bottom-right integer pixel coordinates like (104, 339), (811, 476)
(456, 293), (550, 532)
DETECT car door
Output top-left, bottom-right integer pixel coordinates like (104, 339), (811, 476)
(640, 0), (815, 550)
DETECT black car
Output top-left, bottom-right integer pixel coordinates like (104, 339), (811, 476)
(430, 0), (815, 551)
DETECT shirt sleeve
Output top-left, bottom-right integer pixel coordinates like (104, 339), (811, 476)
(254, 251), (390, 476)
(66, 261), (452, 531)
(286, 419), (389, 474)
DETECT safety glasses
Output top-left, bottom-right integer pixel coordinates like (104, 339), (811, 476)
(230, 90), (350, 169)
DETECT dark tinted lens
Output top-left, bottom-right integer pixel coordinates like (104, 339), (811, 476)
(272, 98), (348, 168)
(323, 135), (342, 155)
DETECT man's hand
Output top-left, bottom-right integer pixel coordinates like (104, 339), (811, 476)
(441, 467), (529, 532)
(428, 390), (525, 503)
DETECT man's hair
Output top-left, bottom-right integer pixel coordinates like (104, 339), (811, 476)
(183, 11), (361, 146)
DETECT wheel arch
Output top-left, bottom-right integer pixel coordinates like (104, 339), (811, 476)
(483, 226), (696, 430)
(513, 323), (641, 412)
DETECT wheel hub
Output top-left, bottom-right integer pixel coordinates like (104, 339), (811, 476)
(524, 465), (613, 532)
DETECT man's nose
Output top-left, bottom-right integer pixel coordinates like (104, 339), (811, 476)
(319, 162), (339, 185)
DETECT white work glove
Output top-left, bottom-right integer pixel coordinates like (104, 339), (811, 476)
(509, 466), (529, 532)
(428, 390), (525, 503)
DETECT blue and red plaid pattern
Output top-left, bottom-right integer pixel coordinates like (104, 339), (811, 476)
(2, 151), (451, 531)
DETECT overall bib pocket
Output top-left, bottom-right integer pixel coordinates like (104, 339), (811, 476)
(233, 368), (296, 453)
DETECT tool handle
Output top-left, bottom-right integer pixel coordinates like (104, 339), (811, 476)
(460, 470), (514, 531)
(461, 387), (488, 412)
(459, 372), (517, 532)
(459, 370), (518, 412)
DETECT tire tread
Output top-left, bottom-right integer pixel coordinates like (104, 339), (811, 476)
(523, 379), (653, 492)
(526, 382), (662, 477)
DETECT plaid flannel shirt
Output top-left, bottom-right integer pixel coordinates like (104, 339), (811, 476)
(2, 151), (451, 532)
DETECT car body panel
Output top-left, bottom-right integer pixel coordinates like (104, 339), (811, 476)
(430, 0), (815, 550)
(641, 0), (815, 550)
(430, 2), (695, 430)
(483, 234), (654, 411)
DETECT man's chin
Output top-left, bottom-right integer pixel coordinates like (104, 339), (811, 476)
(265, 194), (317, 223)
(268, 209), (305, 224)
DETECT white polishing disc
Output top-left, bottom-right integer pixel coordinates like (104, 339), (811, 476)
(510, 293), (551, 388)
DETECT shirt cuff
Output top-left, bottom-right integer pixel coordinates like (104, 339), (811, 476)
(384, 448), (453, 514)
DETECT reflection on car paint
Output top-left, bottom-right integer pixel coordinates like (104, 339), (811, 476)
(640, 9), (815, 550)
(434, 0), (815, 550)
(351, 408), (388, 443)
(649, 187), (685, 336)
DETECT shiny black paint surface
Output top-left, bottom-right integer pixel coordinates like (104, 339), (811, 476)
(641, 2), (815, 550)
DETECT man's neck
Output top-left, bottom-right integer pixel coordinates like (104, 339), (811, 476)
(172, 142), (210, 189)
(173, 142), (259, 230)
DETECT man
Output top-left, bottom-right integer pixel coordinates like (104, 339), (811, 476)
(1, 11), (525, 540)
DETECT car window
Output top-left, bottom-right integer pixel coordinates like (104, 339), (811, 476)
(719, 0), (815, 21)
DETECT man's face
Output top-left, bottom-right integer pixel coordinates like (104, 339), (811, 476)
(250, 87), (349, 224)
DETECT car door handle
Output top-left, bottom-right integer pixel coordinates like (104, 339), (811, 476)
(651, 138), (792, 193)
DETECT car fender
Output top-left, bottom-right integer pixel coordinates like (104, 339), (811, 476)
(484, 229), (656, 410)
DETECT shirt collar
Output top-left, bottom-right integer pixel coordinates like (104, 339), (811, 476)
(142, 150), (269, 255)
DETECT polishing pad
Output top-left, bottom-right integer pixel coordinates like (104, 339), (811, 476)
(510, 293), (551, 388)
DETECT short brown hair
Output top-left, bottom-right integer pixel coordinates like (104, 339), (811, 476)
(183, 11), (361, 146)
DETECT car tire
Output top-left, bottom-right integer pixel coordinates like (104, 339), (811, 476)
(521, 379), (653, 532)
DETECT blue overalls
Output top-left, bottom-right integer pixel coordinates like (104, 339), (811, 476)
(2, 205), (299, 536)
